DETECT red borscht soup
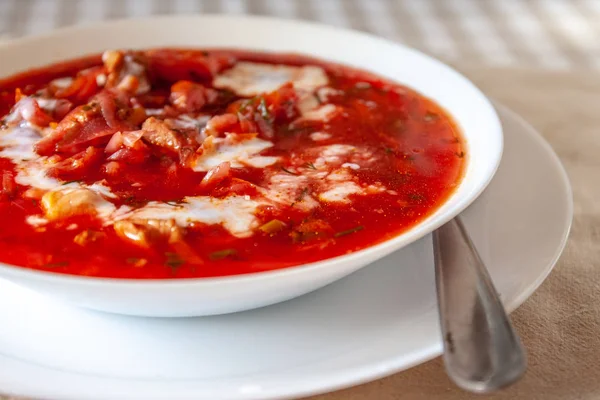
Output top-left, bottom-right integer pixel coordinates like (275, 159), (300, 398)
(0, 49), (465, 279)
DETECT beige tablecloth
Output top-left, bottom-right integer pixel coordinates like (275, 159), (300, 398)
(0, 68), (598, 400)
(308, 67), (600, 400)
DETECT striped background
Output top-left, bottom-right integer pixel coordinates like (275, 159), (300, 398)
(1, 0), (600, 70)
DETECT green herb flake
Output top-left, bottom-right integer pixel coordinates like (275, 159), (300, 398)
(164, 252), (185, 269)
(209, 249), (238, 260)
(296, 187), (309, 201)
(124, 196), (146, 208)
(408, 193), (425, 202)
(303, 162), (317, 170)
(291, 187), (309, 207)
(281, 167), (298, 176)
(258, 98), (271, 121)
(385, 147), (394, 154)
(334, 226), (364, 238)
(44, 261), (69, 268)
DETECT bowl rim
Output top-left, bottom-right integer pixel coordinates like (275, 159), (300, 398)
(0, 14), (504, 287)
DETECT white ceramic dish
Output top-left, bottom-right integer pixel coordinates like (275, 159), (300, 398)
(0, 105), (571, 400)
(0, 15), (503, 317)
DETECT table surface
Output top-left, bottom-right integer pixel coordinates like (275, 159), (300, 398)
(1, 0), (600, 71)
(0, 1), (599, 399)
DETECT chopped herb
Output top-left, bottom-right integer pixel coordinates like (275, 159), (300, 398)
(210, 248), (238, 260)
(165, 252), (185, 270)
(62, 180), (82, 185)
(296, 187), (309, 201)
(385, 147), (394, 154)
(303, 162), (317, 170)
(124, 196), (147, 208)
(455, 151), (465, 158)
(291, 187), (309, 207)
(334, 225), (364, 238)
(281, 167), (298, 176)
(44, 261), (69, 268)
(408, 193), (425, 202)
(258, 98), (271, 121)
(259, 219), (286, 234)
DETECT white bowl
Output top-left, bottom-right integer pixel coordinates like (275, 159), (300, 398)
(0, 15), (503, 317)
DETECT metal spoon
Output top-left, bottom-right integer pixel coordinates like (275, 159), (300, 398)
(433, 217), (527, 392)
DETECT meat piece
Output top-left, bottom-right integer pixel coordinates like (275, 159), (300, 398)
(0, 171), (16, 200)
(52, 66), (104, 104)
(141, 116), (184, 152)
(114, 218), (204, 264)
(103, 50), (150, 95)
(102, 161), (121, 176)
(106, 129), (147, 155)
(41, 188), (107, 221)
(212, 177), (259, 197)
(114, 218), (182, 249)
(23, 187), (46, 200)
(73, 229), (105, 246)
(46, 146), (103, 180)
(113, 220), (153, 249)
(35, 103), (99, 155)
(204, 113), (238, 137)
(146, 49), (236, 84)
(107, 147), (148, 165)
(3, 97), (54, 127)
(169, 80), (217, 113)
(105, 131), (124, 154)
(199, 161), (231, 191)
(35, 90), (138, 156)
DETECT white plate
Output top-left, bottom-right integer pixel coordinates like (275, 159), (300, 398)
(0, 105), (572, 400)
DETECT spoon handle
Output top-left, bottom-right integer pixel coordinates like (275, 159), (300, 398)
(433, 217), (526, 392)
